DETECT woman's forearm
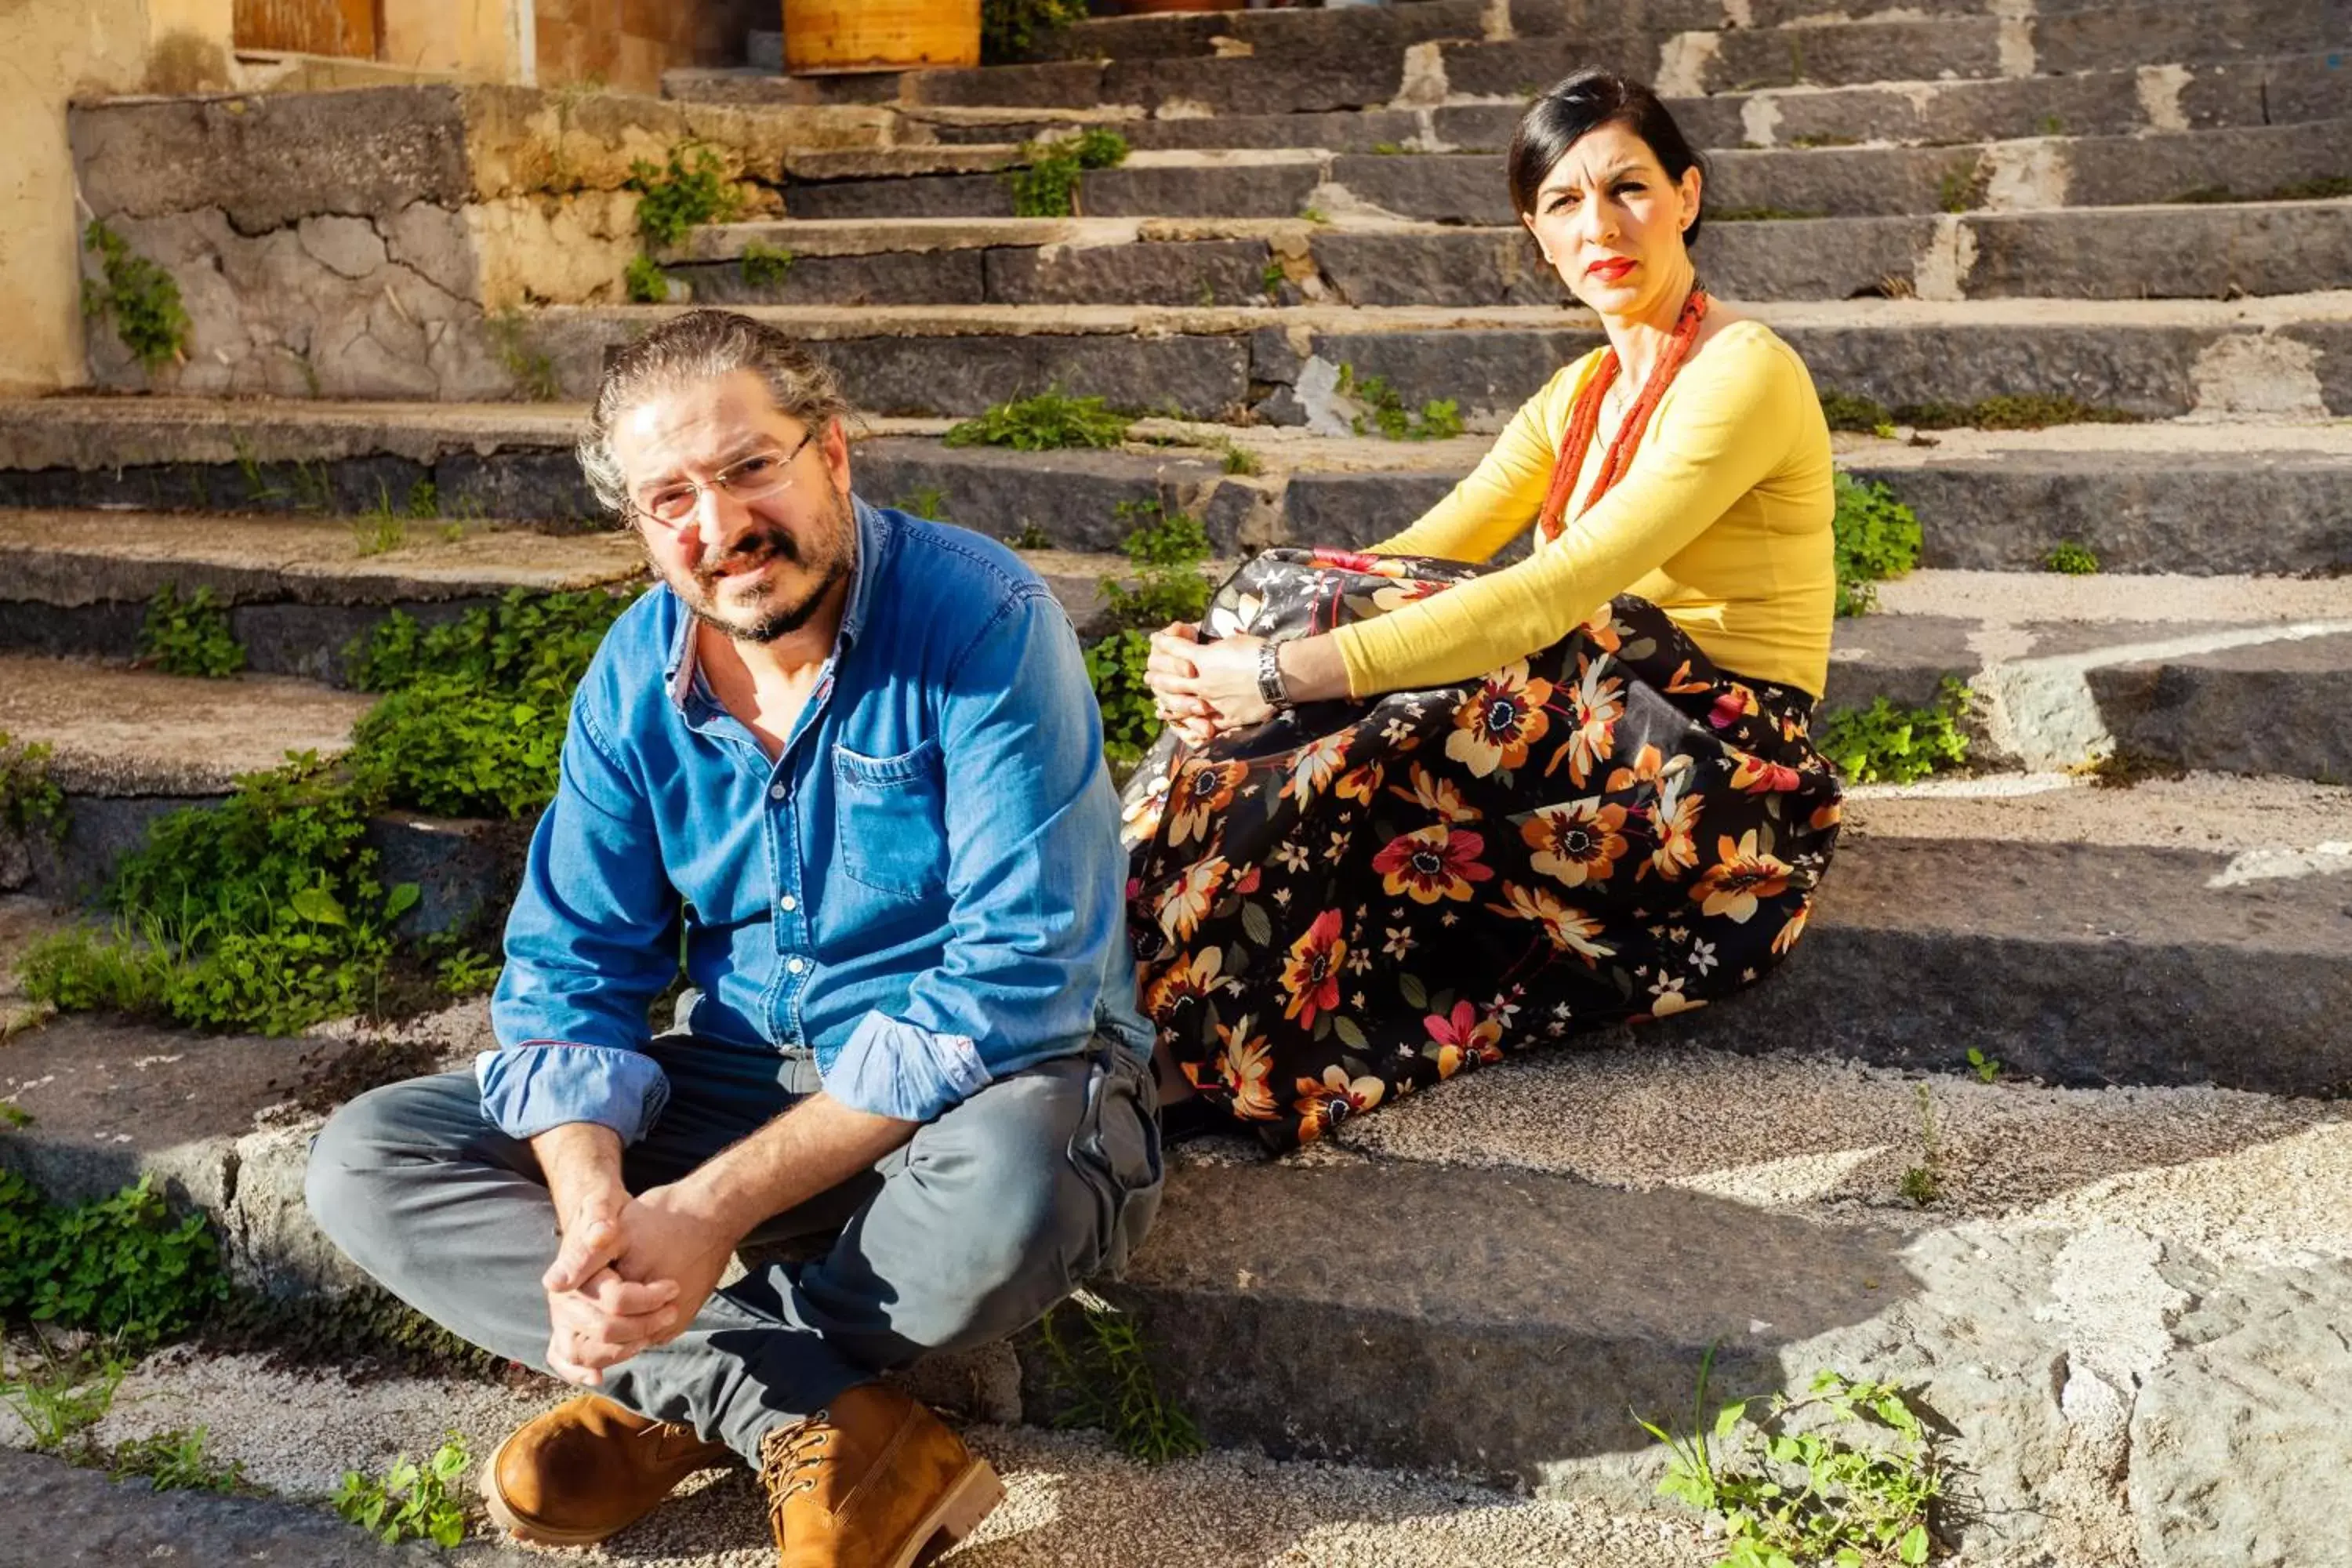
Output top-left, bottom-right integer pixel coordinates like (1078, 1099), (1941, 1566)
(1276, 635), (1352, 704)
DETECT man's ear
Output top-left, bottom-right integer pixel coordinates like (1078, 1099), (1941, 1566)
(820, 416), (854, 496)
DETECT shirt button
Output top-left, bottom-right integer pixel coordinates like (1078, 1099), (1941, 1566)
(779, 895), (797, 913)
(768, 783), (786, 800)
(786, 956), (806, 975)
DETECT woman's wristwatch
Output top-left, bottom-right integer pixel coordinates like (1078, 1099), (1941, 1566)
(1256, 638), (1294, 712)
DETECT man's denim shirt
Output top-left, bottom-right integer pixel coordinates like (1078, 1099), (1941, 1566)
(478, 497), (1150, 1141)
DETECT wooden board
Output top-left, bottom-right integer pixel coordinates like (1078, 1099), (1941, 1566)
(234, 0), (379, 58)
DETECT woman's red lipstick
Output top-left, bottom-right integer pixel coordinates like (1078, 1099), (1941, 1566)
(1585, 257), (1637, 281)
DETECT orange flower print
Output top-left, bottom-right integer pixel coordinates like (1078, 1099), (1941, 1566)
(1390, 763), (1479, 824)
(1770, 898), (1813, 956)
(1143, 947), (1238, 1016)
(1810, 799), (1843, 833)
(1422, 1000), (1504, 1077)
(1231, 862), (1262, 896)
(1279, 908), (1348, 1026)
(1575, 604), (1624, 655)
(1292, 1065), (1385, 1142)
(1488, 881), (1613, 963)
(1335, 761), (1385, 804)
(1214, 1014), (1277, 1120)
(1726, 750), (1803, 794)
(1663, 659), (1713, 695)
(1690, 830), (1794, 924)
(1372, 825), (1494, 905)
(1283, 731), (1352, 804)
(1154, 855), (1228, 944)
(1603, 744), (1665, 793)
(1308, 547), (1407, 578)
(1521, 797), (1630, 888)
(1553, 655), (1624, 786)
(1444, 662), (1554, 777)
(1372, 579), (1447, 612)
(1644, 975), (1705, 1017)
(1163, 760), (1247, 849)
(1646, 770), (1703, 882)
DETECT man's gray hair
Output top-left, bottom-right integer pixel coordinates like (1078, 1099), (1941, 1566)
(576, 310), (855, 519)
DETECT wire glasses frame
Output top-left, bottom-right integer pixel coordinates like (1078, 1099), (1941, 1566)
(629, 427), (818, 528)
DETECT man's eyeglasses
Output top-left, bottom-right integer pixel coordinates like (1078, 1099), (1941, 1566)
(631, 429), (817, 527)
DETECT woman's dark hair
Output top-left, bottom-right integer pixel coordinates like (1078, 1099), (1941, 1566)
(1508, 70), (1708, 249)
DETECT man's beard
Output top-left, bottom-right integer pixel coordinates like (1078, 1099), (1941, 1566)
(659, 491), (855, 644)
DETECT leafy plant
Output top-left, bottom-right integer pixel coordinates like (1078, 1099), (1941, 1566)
(1817, 680), (1971, 786)
(1899, 1082), (1943, 1207)
(109, 1425), (256, 1494)
(1965, 1047), (2001, 1085)
(82, 221), (191, 372)
(945, 390), (1131, 452)
(1893, 395), (2138, 431)
(333, 1432), (471, 1548)
(1338, 363), (1462, 441)
(1638, 1347), (1942, 1568)
(1036, 1294), (1203, 1465)
(1831, 474), (1922, 617)
(627, 143), (742, 248)
(1936, 162), (1986, 214)
(137, 585), (246, 678)
(0, 1343), (126, 1454)
(981, 0), (1089, 63)
(1085, 501), (1214, 770)
(432, 943), (503, 997)
(741, 240), (795, 289)
(0, 1171), (229, 1346)
(2042, 540), (2100, 575)
(1221, 442), (1262, 477)
(404, 480), (440, 520)
(1004, 129), (1130, 219)
(893, 485), (950, 521)
(623, 254), (670, 304)
(1, 731), (67, 841)
(1818, 391), (1890, 433)
(1007, 522), (1053, 550)
(352, 483), (409, 557)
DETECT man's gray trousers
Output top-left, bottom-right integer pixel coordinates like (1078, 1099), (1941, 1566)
(305, 1032), (1162, 1464)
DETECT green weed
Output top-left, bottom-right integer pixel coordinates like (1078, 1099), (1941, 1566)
(0, 1171), (229, 1347)
(981, 0), (1089, 63)
(1831, 474), (1921, 618)
(1261, 260), (1287, 299)
(1818, 391), (1891, 433)
(2169, 175), (2352, 204)
(403, 479), (440, 519)
(1085, 500), (1214, 771)
(1817, 679), (1972, 786)
(1004, 129), (1130, 219)
(1638, 1346), (1941, 1568)
(0, 1344), (126, 1454)
(1788, 133), (1861, 148)
(1338, 362), (1461, 441)
(138, 585), (246, 678)
(2042, 540), (2100, 575)
(1966, 1047), (2002, 1085)
(741, 240), (795, 289)
(1036, 1294), (1204, 1465)
(1301, 205), (1331, 224)
(627, 143), (742, 248)
(1900, 1082), (1943, 1207)
(1711, 205), (1828, 222)
(488, 308), (561, 402)
(1937, 162), (1987, 213)
(352, 484), (410, 557)
(893, 485), (951, 520)
(334, 1432), (471, 1548)
(1893, 394), (2139, 431)
(1, 732), (68, 841)
(0, 1102), (29, 1129)
(82, 221), (191, 373)
(1007, 522), (1054, 550)
(432, 943), (503, 998)
(946, 390), (1131, 451)
(1221, 441), (1262, 477)
(108, 1426), (256, 1494)
(624, 255), (670, 304)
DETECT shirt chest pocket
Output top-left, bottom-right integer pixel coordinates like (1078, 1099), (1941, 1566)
(833, 739), (949, 902)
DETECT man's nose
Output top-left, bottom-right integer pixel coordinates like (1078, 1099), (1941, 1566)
(688, 482), (752, 553)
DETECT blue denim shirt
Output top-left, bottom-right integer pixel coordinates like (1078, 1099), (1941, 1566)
(477, 497), (1149, 1141)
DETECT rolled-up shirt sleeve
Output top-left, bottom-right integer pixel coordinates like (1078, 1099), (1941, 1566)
(480, 689), (681, 1143)
(818, 589), (1124, 1123)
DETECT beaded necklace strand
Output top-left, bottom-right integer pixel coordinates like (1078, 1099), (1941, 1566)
(1536, 285), (1711, 543)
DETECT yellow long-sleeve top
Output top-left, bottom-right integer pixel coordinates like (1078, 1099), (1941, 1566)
(1334, 318), (1837, 700)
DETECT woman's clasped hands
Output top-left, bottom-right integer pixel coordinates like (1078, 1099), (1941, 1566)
(1145, 621), (1275, 747)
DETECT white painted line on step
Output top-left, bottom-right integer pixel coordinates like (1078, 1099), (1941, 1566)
(1844, 771), (2087, 802)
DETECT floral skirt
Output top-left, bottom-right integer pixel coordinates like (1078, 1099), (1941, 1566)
(1120, 548), (1842, 1151)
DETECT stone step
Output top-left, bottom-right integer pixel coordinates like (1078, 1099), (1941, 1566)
(5, 400), (2344, 575)
(667, 0), (2332, 116)
(777, 122), (2350, 235)
(503, 296), (2352, 419)
(0, 512), (646, 683)
(9, 841), (2352, 1563)
(887, 49), (2347, 153)
(674, 194), (2352, 307)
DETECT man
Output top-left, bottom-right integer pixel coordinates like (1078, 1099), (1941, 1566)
(307, 309), (1161, 1568)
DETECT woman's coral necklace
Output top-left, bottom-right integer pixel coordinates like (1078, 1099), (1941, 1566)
(1536, 286), (1711, 543)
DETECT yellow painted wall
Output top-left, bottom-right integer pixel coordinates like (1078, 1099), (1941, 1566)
(380, 0), (528, 82)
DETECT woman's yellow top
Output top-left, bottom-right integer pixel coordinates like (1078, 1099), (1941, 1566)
(1333, 318), (1837, 700)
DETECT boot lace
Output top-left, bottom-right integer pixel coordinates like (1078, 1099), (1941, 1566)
(759, 1411), (835, 1537)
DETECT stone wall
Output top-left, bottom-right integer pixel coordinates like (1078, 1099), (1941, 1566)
(67, 85), (891, 400)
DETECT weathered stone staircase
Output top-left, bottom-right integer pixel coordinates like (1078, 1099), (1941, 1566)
(2, 2), (2349, 1562)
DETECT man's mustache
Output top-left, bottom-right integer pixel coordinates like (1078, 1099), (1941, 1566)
(693, 528), (802, 588)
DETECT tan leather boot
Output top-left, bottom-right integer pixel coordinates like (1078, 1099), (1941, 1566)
(758, 1384), (1004, 1568)
(481, 1393), (735, 1547)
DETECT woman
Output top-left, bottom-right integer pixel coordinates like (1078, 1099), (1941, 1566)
(1126, 69), (1842, 1149)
